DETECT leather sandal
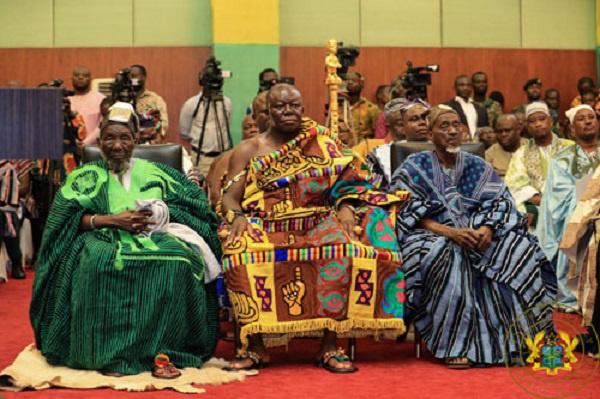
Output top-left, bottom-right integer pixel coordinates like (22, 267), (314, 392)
(316, 348), (358, 374)
(223, 349), (269, 371)
(152, 354), (181, 379)
(445, 357), (472, 370)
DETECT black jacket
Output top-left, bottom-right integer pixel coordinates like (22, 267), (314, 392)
(444, 98), (490, 133)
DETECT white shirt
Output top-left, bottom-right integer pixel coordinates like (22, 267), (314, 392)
(179, 91), (232, 153)
(455, 96), (478, 138)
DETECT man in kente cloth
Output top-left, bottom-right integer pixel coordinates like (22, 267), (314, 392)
(391, 105), (557, 369)
(30, 102), (222, 378)
(220, 84), (408, 374)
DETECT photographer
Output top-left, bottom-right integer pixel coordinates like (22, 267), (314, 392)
(179, 63), (232, 177)
(257, 68), (279, 93)
(130, 65), (169, 139)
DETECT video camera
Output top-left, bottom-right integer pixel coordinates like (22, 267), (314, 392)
(401, 61), (439, 101)
(258, 77), (296, 93)
(47, 79), (75, 97)
(111, 68), (137, 105)
(45, 80), (79, 154)
(336, 43), (360, 80)
(200, 56), (231, 100)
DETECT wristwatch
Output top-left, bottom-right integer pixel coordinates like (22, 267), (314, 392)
(225, 209), (245, 224)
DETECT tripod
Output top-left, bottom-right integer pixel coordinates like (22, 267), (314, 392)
(192, 91), (232, 166)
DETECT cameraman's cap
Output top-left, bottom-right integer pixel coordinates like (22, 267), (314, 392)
(523, 78), (542, 91)
(525, 101), (550, 119)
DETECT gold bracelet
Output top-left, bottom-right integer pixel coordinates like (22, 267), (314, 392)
(90, 214), (97, 230)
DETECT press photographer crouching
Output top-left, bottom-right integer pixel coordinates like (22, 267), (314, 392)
(180, 57), (232, 178)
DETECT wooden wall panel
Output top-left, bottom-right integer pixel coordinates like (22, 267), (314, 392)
(1, 46), (596, 145)
(0, 47), (212, 143)
(281, 47), (597, 125)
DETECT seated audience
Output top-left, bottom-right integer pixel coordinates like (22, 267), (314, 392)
(375, 84), (390, 110)
(364, 98), (431, 191)
(251, 91), (270, 133)
(505, 102), (574, 222)
(68, 66), (106, 145)
(375, 75), (405, 138)
(513, 110), (529, 138)
(444, 75), (489, 141)
(489, 91), (505, 111)
(391, 105), (556, 368)
(485, 114), (527, 178)
(570, 77), (600, 110)
(544, 88), (563, 136)
(0, 160), (25, 280)
(537, 104), (600, 309)
(476, 126), (496, 149)
(30, 102), (221, 377)
(206, 113), (259, 208)
(581, 90), (598, 109)
(472, 71), (502, 127)
(561, 167), (600, 358)
(220, 84), (407, 373)
(512, 78), (543, 114)
(353, 96), (403, 159)
(12, 160), (37, 267)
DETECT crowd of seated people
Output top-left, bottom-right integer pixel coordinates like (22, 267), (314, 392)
(3, 62), (600, 382)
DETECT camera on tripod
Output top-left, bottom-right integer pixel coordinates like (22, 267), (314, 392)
(191, 55), (233, 162)
(48, 79), (75, 97)
(258, 77), (296, 93)
(201, 56), (231, 100)
(112, 68), (137, 105)
(335, 43), (360, 79)
(402, 61), (439, 101)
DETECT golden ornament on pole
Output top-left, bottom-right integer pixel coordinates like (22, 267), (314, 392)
(325, 39), (343, 137)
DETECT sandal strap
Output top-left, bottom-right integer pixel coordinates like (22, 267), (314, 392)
(323, 348), (349, 364)
(234, 349), (262, 365)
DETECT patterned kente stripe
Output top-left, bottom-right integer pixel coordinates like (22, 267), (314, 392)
(222, 243), (401, 270)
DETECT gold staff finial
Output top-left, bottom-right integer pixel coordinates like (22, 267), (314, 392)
(325, 39), (342, 137)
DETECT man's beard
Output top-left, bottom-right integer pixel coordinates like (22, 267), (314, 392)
(446, 146), (461, 154)
(102, 154), (131, 173)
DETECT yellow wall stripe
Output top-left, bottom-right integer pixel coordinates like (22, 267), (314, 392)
(212, 0), (279, 44)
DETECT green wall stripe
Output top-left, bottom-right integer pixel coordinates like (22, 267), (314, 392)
(213, 44), (280, 145)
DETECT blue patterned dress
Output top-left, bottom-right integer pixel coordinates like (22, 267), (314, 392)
(391, 151), (557, 365)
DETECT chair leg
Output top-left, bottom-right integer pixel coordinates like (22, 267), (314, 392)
(348, 338), (356, 361)
(414, 328), (422, 359)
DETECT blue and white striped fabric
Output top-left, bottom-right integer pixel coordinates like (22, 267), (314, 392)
(392, 151), (557, 365)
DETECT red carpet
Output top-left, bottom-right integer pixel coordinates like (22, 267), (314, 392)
(1, 271), (599, 399)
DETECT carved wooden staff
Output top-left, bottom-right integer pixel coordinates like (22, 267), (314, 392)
(325, 39), (342, 137)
